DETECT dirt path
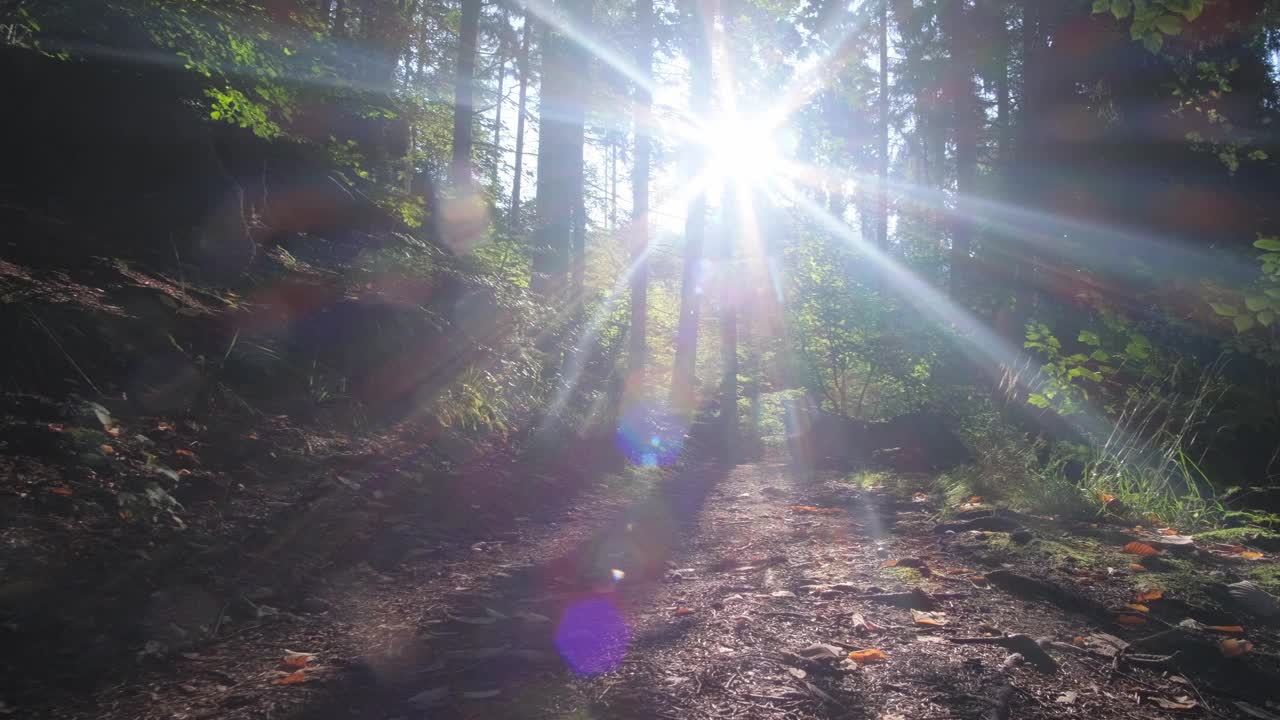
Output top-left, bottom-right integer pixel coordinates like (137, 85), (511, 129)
(35, 457), (1280, 720)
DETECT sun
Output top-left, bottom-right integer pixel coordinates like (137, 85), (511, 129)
(702, 111), (787, 187)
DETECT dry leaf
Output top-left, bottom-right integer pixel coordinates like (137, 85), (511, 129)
(1205, 625), (1245, 634)
(911, 610), (947, 627)
(1136, 589), (1164, 601)
(1124, 603), (1150, 613)
(156, 422), (174, 432)
(1114, 613), (1148, 626)
(1099, 493), (1117, 504)
(1160, 528), (1178, 535)
(847, 648), (888, 664)
(1072, 635), (1086, 647)
(1129, 563), (1146, 571)
(1240, 551), (1264, 560)
(912, 492), (928, 502)
(1220, 638), (1254, 657)
(47, 423), (65, 432)
(100, 444), (114, 455)
(50, 485), (73, 497)
(282, 651), (313, 669)
(106, 426), (122, 437)
(674, 607), (695, 616)
(277, 670), (306, 685)
(969, 496), (983, 504)
(880, 559), (899, 568)
(175, 448), (197, 458)
(1122, 541), (1158, 557)
(1150, 695), (1198, 711)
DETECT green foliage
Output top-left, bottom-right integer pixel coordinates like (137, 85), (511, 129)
(1093, 0), (1204, 53)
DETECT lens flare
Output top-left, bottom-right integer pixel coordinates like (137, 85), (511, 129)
(555, 597), (630, 675)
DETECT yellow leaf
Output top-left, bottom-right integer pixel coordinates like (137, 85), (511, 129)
(1220, 638), (1253, 658)
(1122, 542), (1158, 557)
(277, 670), (307, 684)
(1136, 589), (1164, 601)
(1125, 603), (1150, 613)
(1240, 551), (1264, 560)
(100, 444), (114, 454)
(1099, 493), (1117, 504)
(848, 648), (888, 663)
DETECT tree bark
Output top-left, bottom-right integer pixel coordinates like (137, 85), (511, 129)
(450, 0), (483, 189)
(509, 12), (531, 230)
(492, 6), (509, 190)
(945, 0), (978, 300)
(876, 0), (889, 253)
(629, 0), (653, 382)
(670, 0), (714, 412)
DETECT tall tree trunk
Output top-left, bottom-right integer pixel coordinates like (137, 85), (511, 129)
(531, 12), (571, 295)
(450, 0), (483, 189)
(568, 0), (592, 301)
(491, 7), (509, 190)
(509, 12), (531, 230)
(629, 0), (653, 383)
(333, 0), (347, 36)
(719, 199), (738, 456)
(876, 0), (889, 252)
(670, 0), (714, 412)
(945, 0), (978, 300)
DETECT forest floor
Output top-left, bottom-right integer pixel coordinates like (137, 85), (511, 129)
(14, 447), (1280, 720)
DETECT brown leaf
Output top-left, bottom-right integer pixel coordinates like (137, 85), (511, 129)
(282, 651), (313, 669)
(49, 485), (73, 497)
(1122, 541), (1158, 557)
(1136, 589), (1164, 602)
(674, 607), (695, 616)
(277, 670), (306, 685)
(911, 610), (947, 627)
(1205, 625), (1245, 635)
(1114, 613), (1148, 626)
(968, 496), (983, 504)
(1124, 603), (1150, 613)
(156, 422), (174, 432)
(1129, 563), (1147, 571)
(106, 426), (122, 437)
(100, 444), (114, 455)
(1099, 493), (1117, 504)
(47, 423), (65, 432)
(1220, 638), (1254, 658)
(847, 648), (888, 663)
(1240, 551), (1265, 560)
(880, 559), (899, 568)
(1160, 528), (1178, 536)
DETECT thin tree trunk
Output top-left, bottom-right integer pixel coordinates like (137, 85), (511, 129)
(450, 0), (483, 189)
(492, 7), (509, 190)
(568, 0), (592, 301)
(509, 12), (531, 230)
(671, 0), (714, 412)
(719, 201), (738, 456)
(629, 0), (653, 382)
(333, 0), (347, 36)
(946, 0), (977, 300)
(876, 0), (889, 252)
(531, 13), (570, 295)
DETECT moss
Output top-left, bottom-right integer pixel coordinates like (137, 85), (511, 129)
(66, 427), (110, 451)
(880, 565), (922, 584)
(983, 532), (1104, 569)
(1249, 563), (1280, 595)
(1194, 526), (1280, 546)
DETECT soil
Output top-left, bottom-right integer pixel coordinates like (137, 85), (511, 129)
(8, 447), (1280, 720)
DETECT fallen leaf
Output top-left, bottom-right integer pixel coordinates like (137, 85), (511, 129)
(156, 422), (174, 432)
(847, 648), (888, 664)
(282, 651), (313, 669)
(106, 426), (122, 437)
(100, 444), (114, 455)
(277, 670), (306, 685)
(1129, 563), (1147, 571)
(1205, 625), (1245, 634)
(1136, 589), (1164, 601)
(1056, 691), (1078, 704)
(1220, 638), (1254, 657)
(910, 610), (947, 627)
(1122, 541), (1158, 557)
(912, 492), (928, 502)
(1099, 493), (1117, 504)
(1114, 613), (1148, 626)
(969, 496), (983, 504)
(880, 559), (899, 568)
(1072, 635), (1086, 647)
(674, 607), (695, 616)
(49, 485), (73, 497)
(1240, 551), (1264, 560)
(47, 423), (65, 432)
(1124, 603), (1150, 613)
(1150, 695), (1198, 711)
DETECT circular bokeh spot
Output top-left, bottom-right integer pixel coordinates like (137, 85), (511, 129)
(554, 597), (630, 675)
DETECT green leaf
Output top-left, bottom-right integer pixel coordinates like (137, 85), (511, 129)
(1245, 295), (1268, 312)
(1091, 350), (1111, 362)
(1234, 315), (1256, 333)
(1027, 393), (1050, 409)
(1258, 311), (1275, 327)
(1254, 237), (1280, 252)
(1210, 302), (1239, 317)
(1142, 31), (1164, 53)
(1078, 330), (1101, 346)
(1093, 0), (1110, 12)
(1112, 0), (1132, 19)
(1180, 0), (1204, 21)
(1265, 288), (1280, 299)
(1155, 14), (1183, 34)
